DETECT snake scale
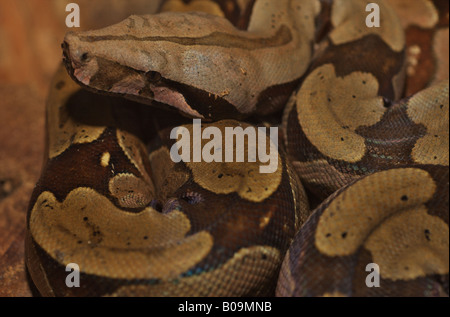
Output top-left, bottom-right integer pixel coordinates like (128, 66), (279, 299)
(25, 0), (449, 297)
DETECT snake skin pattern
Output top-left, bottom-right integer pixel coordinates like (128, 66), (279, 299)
(26, 0), (449, 297)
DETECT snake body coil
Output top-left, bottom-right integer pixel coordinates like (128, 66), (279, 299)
(26, 0), (449, 297)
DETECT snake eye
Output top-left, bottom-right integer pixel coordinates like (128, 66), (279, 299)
(80, 52), (90, 62)
(146, 71), (162, 83)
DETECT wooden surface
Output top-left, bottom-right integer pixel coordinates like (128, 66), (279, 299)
(0, 0), (162, 297)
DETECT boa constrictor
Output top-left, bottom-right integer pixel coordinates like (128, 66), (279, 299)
(26, 0), (449, 297)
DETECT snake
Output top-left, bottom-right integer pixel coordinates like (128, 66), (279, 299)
(25, 0), (449, 297)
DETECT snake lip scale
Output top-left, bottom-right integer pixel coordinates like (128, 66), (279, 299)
(26, 0), (449, 297)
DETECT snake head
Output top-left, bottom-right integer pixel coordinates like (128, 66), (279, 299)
(62, 22), (206, 119)
(60, 12), (257, 120)
(60, 6), (301, 121)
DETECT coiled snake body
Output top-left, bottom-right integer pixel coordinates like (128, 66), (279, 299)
(26, 0), (449, 296)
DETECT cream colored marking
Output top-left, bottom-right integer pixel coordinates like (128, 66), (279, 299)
(100, 152), (111, 167)
(407, 80), (449, 166)
(182, 121), (283, 202)
(47, 65), (107, 158)
(386, 0), (439, 29)
(30, 188), (213, 279)
(315, 168), (436, 257)
(148, 146), (174, 187)
(148, 146), (189, 199)
(331, 0), (405, 52)
(259, 209), (273, 229)
(431, 28), (449, 87)
(117, 130), (151, 182)
(219, 89), (230, 98)
(109, 173), (154, 208)
(406, 45), (421, 76)
(297, 64), (385, 163)
(108, 246), (280, 296)
(366, 206), (449, 280)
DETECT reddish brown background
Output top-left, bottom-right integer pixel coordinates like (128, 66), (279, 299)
(0, 0), (162, 297)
